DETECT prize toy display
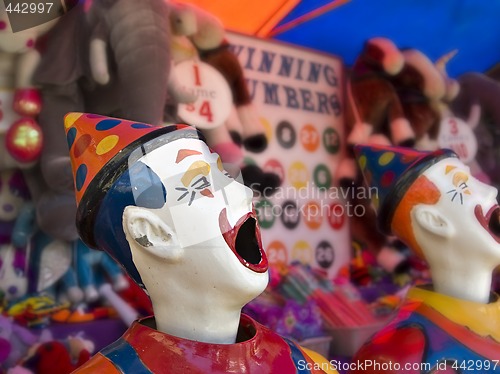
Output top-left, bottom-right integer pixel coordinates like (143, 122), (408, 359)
(169, 3), (280, 194)
(32, 0), (188, 242)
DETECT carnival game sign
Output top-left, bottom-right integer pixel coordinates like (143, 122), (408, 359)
(227, 32), (349, 278)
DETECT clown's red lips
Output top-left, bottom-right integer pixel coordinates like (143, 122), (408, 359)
(475, 204), (500, 244)
(219, 208), (268, 273)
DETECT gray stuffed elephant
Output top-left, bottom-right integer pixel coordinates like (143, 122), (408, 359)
(33, 0), (174, 241)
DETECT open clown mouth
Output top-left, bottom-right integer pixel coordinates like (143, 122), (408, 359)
(475, 204), (500, 244)
(219, 208), (268, 273)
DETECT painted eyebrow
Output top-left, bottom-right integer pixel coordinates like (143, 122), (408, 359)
(181, 161), (211, 187)
(176, 149), (202, 164)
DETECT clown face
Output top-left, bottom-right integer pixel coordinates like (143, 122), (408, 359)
(421, 157), (500, 262)
(134, 136), (268, 297)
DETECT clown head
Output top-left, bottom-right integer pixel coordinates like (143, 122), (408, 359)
(355, 144), (500, 301)
(65, 113), (268, 310)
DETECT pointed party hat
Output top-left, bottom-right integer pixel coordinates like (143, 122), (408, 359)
(353, 144), (457, 234)
(65, 113), (195, 247)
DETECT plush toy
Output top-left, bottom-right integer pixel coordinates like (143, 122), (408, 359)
(414, 53), (489, 183)
(71, 239), (128, 303)
(49, 238), (128, 305)
(169, 3), (280, 194)
(451, 72), (500, 191)
(336, 37), (414, 187)
(0, 168), (77, 306)
(344, 47), (466, 275)
(17, 335), (94, 374)
(389, 49), (447, 151)
(0, 169), (33, 302)
(0, 315), (52, 369)
(0, 3), (48, 172)
(31, 0), (184, 242)
(170, 3), (267, 153)
(336, 38), (413, 274)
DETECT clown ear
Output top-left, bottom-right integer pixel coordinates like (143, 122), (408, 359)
(412, 205), (455, 239)
(123, 206), (183, 263)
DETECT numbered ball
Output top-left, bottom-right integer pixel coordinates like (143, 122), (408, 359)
(6, 118), (43, 163)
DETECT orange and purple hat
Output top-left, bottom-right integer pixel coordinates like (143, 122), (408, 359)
(353, 144), (457, 235)
(64, 112), (194, 247)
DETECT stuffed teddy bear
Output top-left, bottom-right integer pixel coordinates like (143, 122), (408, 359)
(336, 37), (414, 187)
(406, 51), (489, 182)
(169, 3), (268, 154)
(168, 3), (280, 193)
(389, 48), (447, 151)
(335, 38), (415, 274)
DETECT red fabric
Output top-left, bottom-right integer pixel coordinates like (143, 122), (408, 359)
(28, 341), (90, 374)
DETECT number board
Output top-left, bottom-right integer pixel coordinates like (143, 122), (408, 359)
(226, 32), (350, 278)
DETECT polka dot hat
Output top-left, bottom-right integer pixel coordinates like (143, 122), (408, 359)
(353, 143), (457, 234)
(65, 113), (192, 247)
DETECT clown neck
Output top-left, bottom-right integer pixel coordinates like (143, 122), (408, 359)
(418, 245), (494, 304)
(424, 254), (495, 305)
(130, 243), (254, 344)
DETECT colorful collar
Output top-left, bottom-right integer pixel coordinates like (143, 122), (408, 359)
(408, 286), (500, 342)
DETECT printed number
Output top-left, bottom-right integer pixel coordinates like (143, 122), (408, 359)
(6, 2), (53, 13)
(199, 101), (213, 122)
(301, 129), (318, 145)
(324, 131), (339, 147)
(449, 118), (459, 135)
(268, 248), (286, 265)
(289, 168), (307, 183)
(451, 360), (498, 371)
(185, 100), (213, 123)
(317, 248), (333, 263)
(185, 65), (213, 122)
(281, 127), (293, 143)
(193, 64), (202, 86)
(317, 170), (327, 185)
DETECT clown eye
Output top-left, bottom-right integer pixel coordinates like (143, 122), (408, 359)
(175, 175), (213, 206)
(192, 176), (210, 189)
(224, 171), (233, 179)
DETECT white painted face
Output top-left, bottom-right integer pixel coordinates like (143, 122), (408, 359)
(420, 157), (500, 262)
(134, 137), (269, 293)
